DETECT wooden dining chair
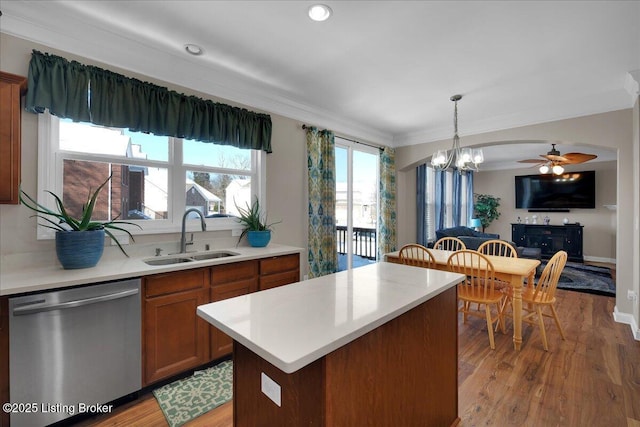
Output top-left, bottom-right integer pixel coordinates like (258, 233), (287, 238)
(447, 250), (505, 350)
(434, 237), (466, 251)
(477, 240), (517, 258)
(520, 250), (567, 351)
(398, 244), (436, 269)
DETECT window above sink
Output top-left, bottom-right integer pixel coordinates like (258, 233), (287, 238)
(35, 113), (267, 240)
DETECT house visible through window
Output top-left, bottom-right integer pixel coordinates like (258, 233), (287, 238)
(37, 114), (263, 238)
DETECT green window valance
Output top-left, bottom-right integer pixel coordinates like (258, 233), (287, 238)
(25, 50), (272, 153)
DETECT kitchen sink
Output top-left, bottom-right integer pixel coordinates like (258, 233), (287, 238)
(144, 257), (194, 266)
(190, 251), (239, 261)
(144, 250), (239, 266)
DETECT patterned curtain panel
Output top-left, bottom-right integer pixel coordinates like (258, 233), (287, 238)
(306, 127), (337, 278)
(378, 147), (397, 259)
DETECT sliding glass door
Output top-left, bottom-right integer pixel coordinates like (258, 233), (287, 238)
(335, 138), (379, 271)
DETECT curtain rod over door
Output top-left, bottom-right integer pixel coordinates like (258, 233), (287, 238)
(302, 124), (383, 151)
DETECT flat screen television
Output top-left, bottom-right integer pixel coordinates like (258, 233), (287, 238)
(515, 171), (596, 210)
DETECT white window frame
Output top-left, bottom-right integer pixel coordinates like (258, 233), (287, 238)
(36, 113), (265, 240)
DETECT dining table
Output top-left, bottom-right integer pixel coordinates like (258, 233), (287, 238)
(385, 248), (541, 351)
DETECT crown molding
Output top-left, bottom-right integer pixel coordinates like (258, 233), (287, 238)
(625, 70), (640, 98)
(0, 4), (393, 146)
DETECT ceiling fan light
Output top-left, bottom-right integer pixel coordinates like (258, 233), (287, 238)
(552, 165), (565, 175)
(539, 165), (550, 174)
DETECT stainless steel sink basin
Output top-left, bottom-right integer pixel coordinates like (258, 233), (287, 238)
(190, 251), (239, 261)
(144, 257), (194, 266)
(144, 250), (239, 266)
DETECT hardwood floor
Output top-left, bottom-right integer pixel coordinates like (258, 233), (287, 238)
(79, 289), (639, 427)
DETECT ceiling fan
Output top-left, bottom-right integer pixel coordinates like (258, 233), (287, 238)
(517, 144), (597, 174)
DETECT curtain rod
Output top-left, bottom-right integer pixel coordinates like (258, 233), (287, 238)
(302, 124), (384, 151)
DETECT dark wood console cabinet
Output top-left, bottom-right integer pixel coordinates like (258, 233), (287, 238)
(512, 223), (584, 263)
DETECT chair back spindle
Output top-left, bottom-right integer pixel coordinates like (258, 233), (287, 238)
(398, 244), (436, 269)
(434, 237), (466, 252)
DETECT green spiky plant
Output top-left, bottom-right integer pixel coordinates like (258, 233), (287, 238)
(19, 174), (142, 256)
(234, 197), (280, 244)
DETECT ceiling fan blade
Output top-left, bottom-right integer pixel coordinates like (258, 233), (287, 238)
(561, 153), (598, 164)
(518, 159), (545, 163)
(544, 154), (569, 163)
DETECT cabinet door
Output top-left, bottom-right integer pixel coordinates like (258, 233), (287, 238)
(210, 279), (258, 360)
(0, 72), (27, 204)
(143, 269), (209, 386)
(209, 261), (259, 360)
(259, 254), (300, 291)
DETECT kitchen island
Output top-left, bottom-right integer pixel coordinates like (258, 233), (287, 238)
(197, 261), (465, 426)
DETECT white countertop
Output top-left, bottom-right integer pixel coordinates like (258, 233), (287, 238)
(0, 244), (303, 296)
(197, 262), (464, 374)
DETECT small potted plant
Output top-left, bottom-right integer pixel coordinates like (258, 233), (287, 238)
(235, 197), (280, 247)
(20, 174), (141, 269)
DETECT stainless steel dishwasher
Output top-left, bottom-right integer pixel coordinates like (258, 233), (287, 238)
(9, 278), (141, 427)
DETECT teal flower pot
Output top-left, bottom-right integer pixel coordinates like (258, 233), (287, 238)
(247, 230), (271, 247)
(55, 229), (105, 269)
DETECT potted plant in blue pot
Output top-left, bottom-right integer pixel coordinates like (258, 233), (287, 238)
(20, 174), (141, 269)
(235, 197), (280, 247)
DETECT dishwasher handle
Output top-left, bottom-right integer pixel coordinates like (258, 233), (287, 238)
(12, 288), (139, 316)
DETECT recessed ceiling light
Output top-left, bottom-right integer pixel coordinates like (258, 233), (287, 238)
(184, 44), (203, 56)
(308, 4), (332, 22)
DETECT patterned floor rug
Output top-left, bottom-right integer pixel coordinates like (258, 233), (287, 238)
(153, 360), (233, 427)
(539, 261), (615, 297)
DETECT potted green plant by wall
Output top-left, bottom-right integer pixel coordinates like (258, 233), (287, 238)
(473, 193), (501, 233)
(20, 174), (141, 269)
(235, 197), (280, 247)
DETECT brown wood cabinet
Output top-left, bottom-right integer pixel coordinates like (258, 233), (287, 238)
(259, 253), (300, 291)
(0, 297), (9, 427)
(142, 253), (300, 384)
(209, 260), (259, 360)
(0, 71), (27, 205)
(142, 268), (210, 386)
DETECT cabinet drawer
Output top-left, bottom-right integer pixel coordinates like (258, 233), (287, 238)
(211, 260), (259, 285)
(260, 270), (300, 291)
(260, 254), (299, 275)
(144, 268), (208, 298)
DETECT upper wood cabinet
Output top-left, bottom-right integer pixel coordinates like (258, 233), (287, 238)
(0, 71), (27, 204)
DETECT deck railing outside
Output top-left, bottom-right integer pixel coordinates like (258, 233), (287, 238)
(336, 226), (377, 260)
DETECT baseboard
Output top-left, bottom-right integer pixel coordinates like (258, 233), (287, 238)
(613, 306), (640, 340)
(583, 255), (616, 265)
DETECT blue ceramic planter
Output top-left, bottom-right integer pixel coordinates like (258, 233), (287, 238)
(55, 229), (105, 269)
(247, 230), (271, 247)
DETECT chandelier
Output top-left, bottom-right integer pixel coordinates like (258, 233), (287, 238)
(431, 94), (484, 171)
